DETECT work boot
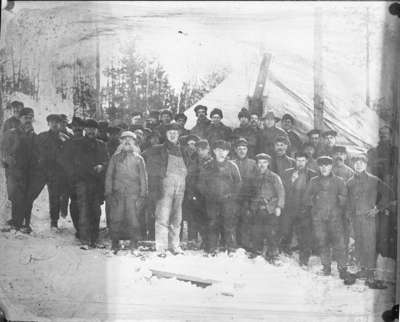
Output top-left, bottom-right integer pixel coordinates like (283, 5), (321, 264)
(355, 268), (368, 279)
(339, 268), (356, 285)
(111, 239), (119, 254)
(50, 222), (59, 233)
(318, 264), (331, 276)
(20, 225), (32, 234)
(170, 246), (184, 256)
(364, 270), (387, 289)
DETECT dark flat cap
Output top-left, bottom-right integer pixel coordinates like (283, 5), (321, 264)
(235, 137), (248, 147)
(165, 123), (182, 132)
(149, 110), (160, 118)
(10, 101), (24, 110)
(59, 114), (68, 123)
(84, 119), (98, 129)
(255, 153), (272, 162)
(131, 111), (143, 117)
(107, 126), (122, 135)
(322, 130), (337, 137)
(98, 121), (109, 129)
(332, 146), (347, 154)
(68, 116), (85, 128)
(185, 134), (200, 143)
(210, 108), (223, 119)
(238, 108), (251, 120)
(175, 113), (187, 122)
(46, 114), (61, 123)
(194, 105), (207, 114)
(294, 151), (308, 159)
(307, 129), (321, 137)
(274, 135), (290, 145)
(282, 113), (295, 123)
(19, 107), (34, 117)
(160, 109), (173, 117)
(213, 139), (231, 151)
(317, 156), (333, 165)
(195, 139), (210, 149)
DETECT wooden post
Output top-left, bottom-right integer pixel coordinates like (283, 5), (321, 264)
(313, 6), (324, 130)
(249, 53), (272, 117)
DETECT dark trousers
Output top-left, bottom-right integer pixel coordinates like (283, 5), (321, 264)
(8, 168), (36, 228)
(252, 210), (280, 257)
(182, 194), (207, 242)
(28, 169), (66, 226)
(143, 193), (157, 240)
(205, 199), (238, 252)
(75, 180), (102, 245)
(237, 202), (252, 250)
(280, 208), (313, 262)
(68, 184), (79, 233)
(313, 216), (347, 268)
(352, 214), (377, 270)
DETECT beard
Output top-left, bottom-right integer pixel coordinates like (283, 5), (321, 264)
(121, 142), (135, 152)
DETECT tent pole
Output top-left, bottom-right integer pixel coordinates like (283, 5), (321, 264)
(313, 6), (324, 130)
(249, 53), (271, 117)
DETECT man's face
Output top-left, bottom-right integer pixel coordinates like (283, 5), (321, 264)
(20, 114), (34, 126)
(282, 119), (293, 131)
(160, 113), (172, 125)
(149, 135), (160, 146)
(48, 120), (60, 132)
(319, 164), (333, 176)
(250, 114), (259, 127)
(134, 129), (144, 141)
(257, 159), (270, 173)
(325, 135), (336, 147)
(264, 118), (275, 128)
(353, 160), (367, 173)
(196, 109), (207, 119)
(85, 127), (98, 139)
(274, 142), (288, 156)
(166, 129), (179, 144)
(186, 140), (197, 153)
(211, 114), (222, 125)
(214, 148), (229, 162)
(379, 127), (391, 142)
(176, 118), (186, 128)
(304, 146), (315, 159)
(239, 117), (249, 127)
(333, 152), (346, 163)
(73, 127), (83, 137)
(235, 145), (248, 159)
(120, 136), (137, 152)
(296, 157), (307, 170)
(131, 115), (142, 125)
(197, 147), (210, 159)
(310, 134), (320, 146)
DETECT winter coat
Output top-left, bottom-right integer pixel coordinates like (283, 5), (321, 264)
(2, 116), (21, 134)
(232, 125), (260, 158)
(142, 141), (190, 201)
(232, 157), (258, 202)
(190, 117), (211, 139)
(332, 163), (354, 182)
(36, 130), (65, 176)
(282, 167), (317, 213)
(257, 126), (289, 155)
(105, 151), (148, 198)
(205, 122), (232, 147)
(1, 126), (37, 172)
(286, 130), (303, 157)
(270, 154), (296, 178)
(346, 171), (393, 217)
(198, 158), (242, 202)
(250, 169), (285, 214)
(303, 173), (347, 220)
(58, 136), (108, 184)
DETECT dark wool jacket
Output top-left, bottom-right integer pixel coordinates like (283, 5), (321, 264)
(142, 141), (190, 200)
(58, 136), (108, 184)
(198, 158), (242, 202)
(205, 122), (232, 147)
(36, 130), (65, 175)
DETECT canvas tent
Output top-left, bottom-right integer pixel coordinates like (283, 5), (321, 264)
(184, 54), (382, 154)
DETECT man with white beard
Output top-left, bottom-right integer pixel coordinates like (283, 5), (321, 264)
(105, 131), (148, 255)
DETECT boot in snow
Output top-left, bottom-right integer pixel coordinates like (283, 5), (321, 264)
(339, 268), (356, 285)
(318, 265), (331, 276)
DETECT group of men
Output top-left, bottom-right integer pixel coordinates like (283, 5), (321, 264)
(0, 101), (396, 289)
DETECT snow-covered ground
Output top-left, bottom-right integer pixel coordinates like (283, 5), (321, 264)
(0, 170), (395, 321)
